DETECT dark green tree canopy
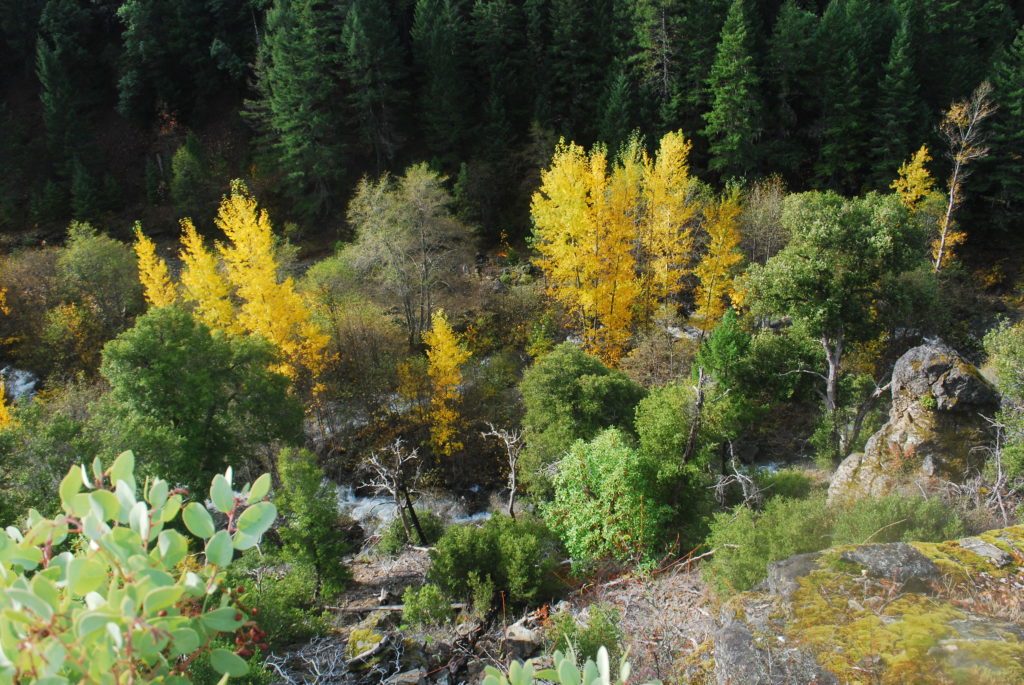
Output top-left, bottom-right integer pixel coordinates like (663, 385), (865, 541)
(98, 306), (303, 490)
(519, 342), (646, 486)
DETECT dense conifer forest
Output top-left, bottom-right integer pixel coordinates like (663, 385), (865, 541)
(4, 1), (1024, 683)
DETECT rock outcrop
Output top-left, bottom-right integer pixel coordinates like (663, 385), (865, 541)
(714, 526), (1024, 684)
(828, 342), (998, 505)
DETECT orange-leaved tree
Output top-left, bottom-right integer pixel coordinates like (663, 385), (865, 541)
(423, 309), (471, 457)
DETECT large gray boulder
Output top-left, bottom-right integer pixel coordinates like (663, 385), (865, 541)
(828, 343), (998, 505)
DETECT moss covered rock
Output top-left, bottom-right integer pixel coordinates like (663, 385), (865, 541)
(714, 525), (1024, 684)
(829, 343), (998, 505)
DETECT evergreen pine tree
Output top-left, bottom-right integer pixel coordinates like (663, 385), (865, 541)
(814, 0), (897, 193)
(598, 68), (635, 153)
(547, 0), (617, 142)
(985, 25), (1024, 216)
(70, 157), (101, 221)
(342, 0), (409, 173)
(412, 0), (473, 163)
(899, 0), (1013, 112)
(763, 0), (819, 182)
(870, 17), (926, 188)
(247, 0), (348, 218)
(703, 0), (763, 180)
(35, 37), (79, 178)
(470, 0), (527, 155)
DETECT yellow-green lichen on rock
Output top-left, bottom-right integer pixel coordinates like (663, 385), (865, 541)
(713, 525), (1024, 684)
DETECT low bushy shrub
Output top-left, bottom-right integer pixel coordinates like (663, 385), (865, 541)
(704, 493), (968, 595)
(227, 551), (331, 649)
(831, 494), (965, 546)
(756, 468), (814, 501)
(377, 508), (446, 555)
(429, 514), (564, 610)
(703, 495), (833, 594)
(543, 428), (673, 567)
(547, 603), (623, 667)
(402, 583), (453, 628)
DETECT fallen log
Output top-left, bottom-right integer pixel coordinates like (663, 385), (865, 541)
(327, 602), (467, 613)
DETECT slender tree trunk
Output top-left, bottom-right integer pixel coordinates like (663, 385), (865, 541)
(403, 486), (428, 546)
(822, 332), (843, 461)
(682, 367), (707, 464)
(507, 466), (517, 520)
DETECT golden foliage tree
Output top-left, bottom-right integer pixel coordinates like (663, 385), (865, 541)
(133, 182), (331, 391)
(0, 380), (13, 430)
(423, 309), (471, 457)
(639, 131), (698, 311)
(132, 224), (177, 307)
(178, 218), (239, 335)
(532, 131), (700, 365)
(891, 145), (936, 212)
(531, 140), (641, 364)
(693, 189), (744, 329)
(213, 181), (330, 384)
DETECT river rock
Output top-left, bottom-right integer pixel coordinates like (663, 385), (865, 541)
(828, 343), (998, 505)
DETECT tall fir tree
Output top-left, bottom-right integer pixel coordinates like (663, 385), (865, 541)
(985, 25), (1024, 217)
(763, 0), (819, 183)
(470, 0), (527, 155)
(116, 0), (256, 122)
(898, 0), (1013, 112)
(412, 0), (473, 163)
(247, 0), (348, 218)
(814, 0), (897, 193)
(342, 0), (409, 174)
(547, 0), (617, 143)
(870, 17), (926, 188)
(703, 0), (763, 180)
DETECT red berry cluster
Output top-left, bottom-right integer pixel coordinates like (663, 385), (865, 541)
(228, 585), (268, 658)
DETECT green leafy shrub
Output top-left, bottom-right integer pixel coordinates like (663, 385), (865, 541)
(402, 583), (452, 628)
(543, 428), (673, 566)
(277, 448), (351, 598)
(831, 495), (965, 546)
(756, 468), (814, 501)
(519, 343), (646, 494)
(704, 495), (833, 593)
(377, 508), (446, 556)
(429, 515), (564, 610)
(226, 550), (330, 649)
(547, 604), (623, 666)
(0, 451), (277, 682)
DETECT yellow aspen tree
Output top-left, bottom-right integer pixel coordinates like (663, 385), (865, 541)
(531, 140), (640, 365)
(178, 218), (240, 335)
(0, 380), (13, 430)
(891, 145), (935, 212)
(214, 181), (331, 383)
(423, 309), (471, 456)
(133, 223), (178, 307)
(594, 143), (642, 363)
(693, 189), (744, 329)
(639, 130), (698, 315)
